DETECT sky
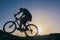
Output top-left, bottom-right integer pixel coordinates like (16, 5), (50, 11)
(0, 0), (60, 36)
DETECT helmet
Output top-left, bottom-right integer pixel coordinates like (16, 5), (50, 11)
(19, 8), (23, 10)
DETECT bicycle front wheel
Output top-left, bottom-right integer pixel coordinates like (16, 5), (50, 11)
(25, 24), (38, 37)
(3, 21), (16, 33)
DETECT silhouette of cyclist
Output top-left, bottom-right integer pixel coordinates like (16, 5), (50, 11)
(15, 8), (32, 30)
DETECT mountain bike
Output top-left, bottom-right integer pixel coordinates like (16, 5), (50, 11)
(3, 14), (38, 37)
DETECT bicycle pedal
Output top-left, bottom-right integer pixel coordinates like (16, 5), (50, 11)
(9, 26), (12, 28)
(17, 28), (21, 30)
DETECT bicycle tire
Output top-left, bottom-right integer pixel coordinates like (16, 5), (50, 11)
(3, 21), (17, 33)
(25, 24), (38, 37)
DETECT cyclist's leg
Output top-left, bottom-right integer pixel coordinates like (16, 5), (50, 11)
(19, 21), (22, 29)
(23, 21), (28, 30)
(17, 18), (23, 30)
(19, 17), (26, 28)
(20, 17), (28, 30)
(23, 18), (28, 30)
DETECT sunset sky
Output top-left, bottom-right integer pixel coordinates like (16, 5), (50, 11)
(0, 0), (60, 36)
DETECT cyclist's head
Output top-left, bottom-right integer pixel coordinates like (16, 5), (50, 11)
(19, 8), (24, 10)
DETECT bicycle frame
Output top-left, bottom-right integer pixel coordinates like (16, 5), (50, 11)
(14, 15), (29, 29)
(14, 14), (21, 27)
(15, 19), (20, 26)
(3, 14), (38, 37)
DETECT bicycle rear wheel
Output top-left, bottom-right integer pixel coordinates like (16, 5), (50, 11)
(25, 24), (38, 37)
(3, 21), (16, 33)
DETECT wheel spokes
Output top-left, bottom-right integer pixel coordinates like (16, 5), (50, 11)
(3, 21), (16, 33)
(25, 24), (38, 37)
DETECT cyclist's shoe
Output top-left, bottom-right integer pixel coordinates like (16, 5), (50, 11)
(17, 27), (21, 30)
(17, 27), (24, 32)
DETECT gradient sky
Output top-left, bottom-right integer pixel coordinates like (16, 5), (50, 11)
(0, 0), (60, 36)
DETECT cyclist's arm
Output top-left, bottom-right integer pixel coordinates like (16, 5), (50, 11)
(15, 12), (21, 16)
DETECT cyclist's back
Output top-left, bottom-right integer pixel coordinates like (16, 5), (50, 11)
(22, 8), (32, 21)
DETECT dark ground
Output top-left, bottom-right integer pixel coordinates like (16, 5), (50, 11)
(0, 30), (60, 40)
